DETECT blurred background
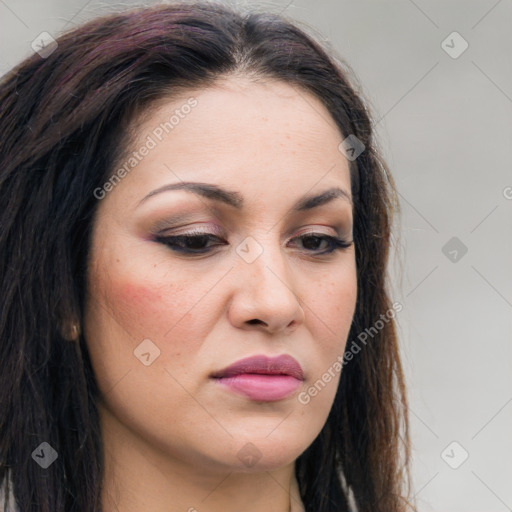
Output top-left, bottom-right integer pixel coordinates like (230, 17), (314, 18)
(1, 1), (511, 510)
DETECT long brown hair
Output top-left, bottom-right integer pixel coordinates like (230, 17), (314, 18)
(0, 2), (415, 511)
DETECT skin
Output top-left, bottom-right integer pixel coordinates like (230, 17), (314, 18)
(84, 75), (357, 512)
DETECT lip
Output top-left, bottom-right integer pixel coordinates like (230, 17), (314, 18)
(210, 354), (304, 402)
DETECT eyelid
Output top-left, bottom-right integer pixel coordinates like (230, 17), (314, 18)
(154, 229), (352, 250)
(155, 227), (350, 246)
(154, 222), (224, 237)
(294, 225), (348, 238)
(153, 217), (350, 236)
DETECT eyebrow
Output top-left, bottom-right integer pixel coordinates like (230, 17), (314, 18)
(137, 182), (352, 211)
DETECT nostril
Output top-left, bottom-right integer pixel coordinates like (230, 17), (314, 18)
(247, 319), (264, 325)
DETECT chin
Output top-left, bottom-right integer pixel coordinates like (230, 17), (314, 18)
(218, 432), (311, 473)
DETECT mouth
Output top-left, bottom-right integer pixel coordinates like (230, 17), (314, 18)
(210, 354), (304, 402)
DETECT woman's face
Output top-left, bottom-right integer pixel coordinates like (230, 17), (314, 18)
(84, 76), (357, 473)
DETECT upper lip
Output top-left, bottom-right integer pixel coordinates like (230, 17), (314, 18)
(210, 354), (304, 380)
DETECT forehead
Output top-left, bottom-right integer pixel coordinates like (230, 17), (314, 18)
(101, 76), (352, 211)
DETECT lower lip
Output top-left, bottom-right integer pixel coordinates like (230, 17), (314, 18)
(212, 374), (303, 401)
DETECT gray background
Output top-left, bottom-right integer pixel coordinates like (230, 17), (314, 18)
(1, 1), (511, 510)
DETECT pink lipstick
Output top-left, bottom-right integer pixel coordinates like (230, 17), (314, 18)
(210, 354), (304, 402)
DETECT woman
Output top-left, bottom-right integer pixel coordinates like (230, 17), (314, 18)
(0, 2), (415, 511)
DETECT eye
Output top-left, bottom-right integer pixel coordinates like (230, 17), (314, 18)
(154, 231), (224, 254)
(289, 233), (353, 255)
(154, 230), (352, 256)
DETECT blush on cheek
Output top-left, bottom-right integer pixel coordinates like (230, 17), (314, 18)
(106, 278), (178, 339)
(118, 280), (164, 305)
(106, 273), (208, 349)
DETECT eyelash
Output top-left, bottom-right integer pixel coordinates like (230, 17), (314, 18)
(154, 230), (352, 256)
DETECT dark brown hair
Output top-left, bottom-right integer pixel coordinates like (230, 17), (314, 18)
(0, 2), (415, 511)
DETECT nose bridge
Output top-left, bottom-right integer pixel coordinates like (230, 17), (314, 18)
(235, 232), (298, 304)
(238, 229), (279, 270)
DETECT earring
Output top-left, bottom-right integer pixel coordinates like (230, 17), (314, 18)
(70, 322), (80, 340)
(60, 320), (80, 341)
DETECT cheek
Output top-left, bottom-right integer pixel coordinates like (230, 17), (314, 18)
(310, 265), (357, 342)
(87, 256), (207, 362)
(299, 269), (356, 415)
(106, 275), (203, 348)
(84, 266), (213, 407)
(111, 280), (167, 329)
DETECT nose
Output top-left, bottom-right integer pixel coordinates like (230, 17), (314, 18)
(227, 236), (305, 335)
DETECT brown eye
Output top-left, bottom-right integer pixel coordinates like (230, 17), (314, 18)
(155, 233), (225, 254)
(290, 233), (352, 255)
